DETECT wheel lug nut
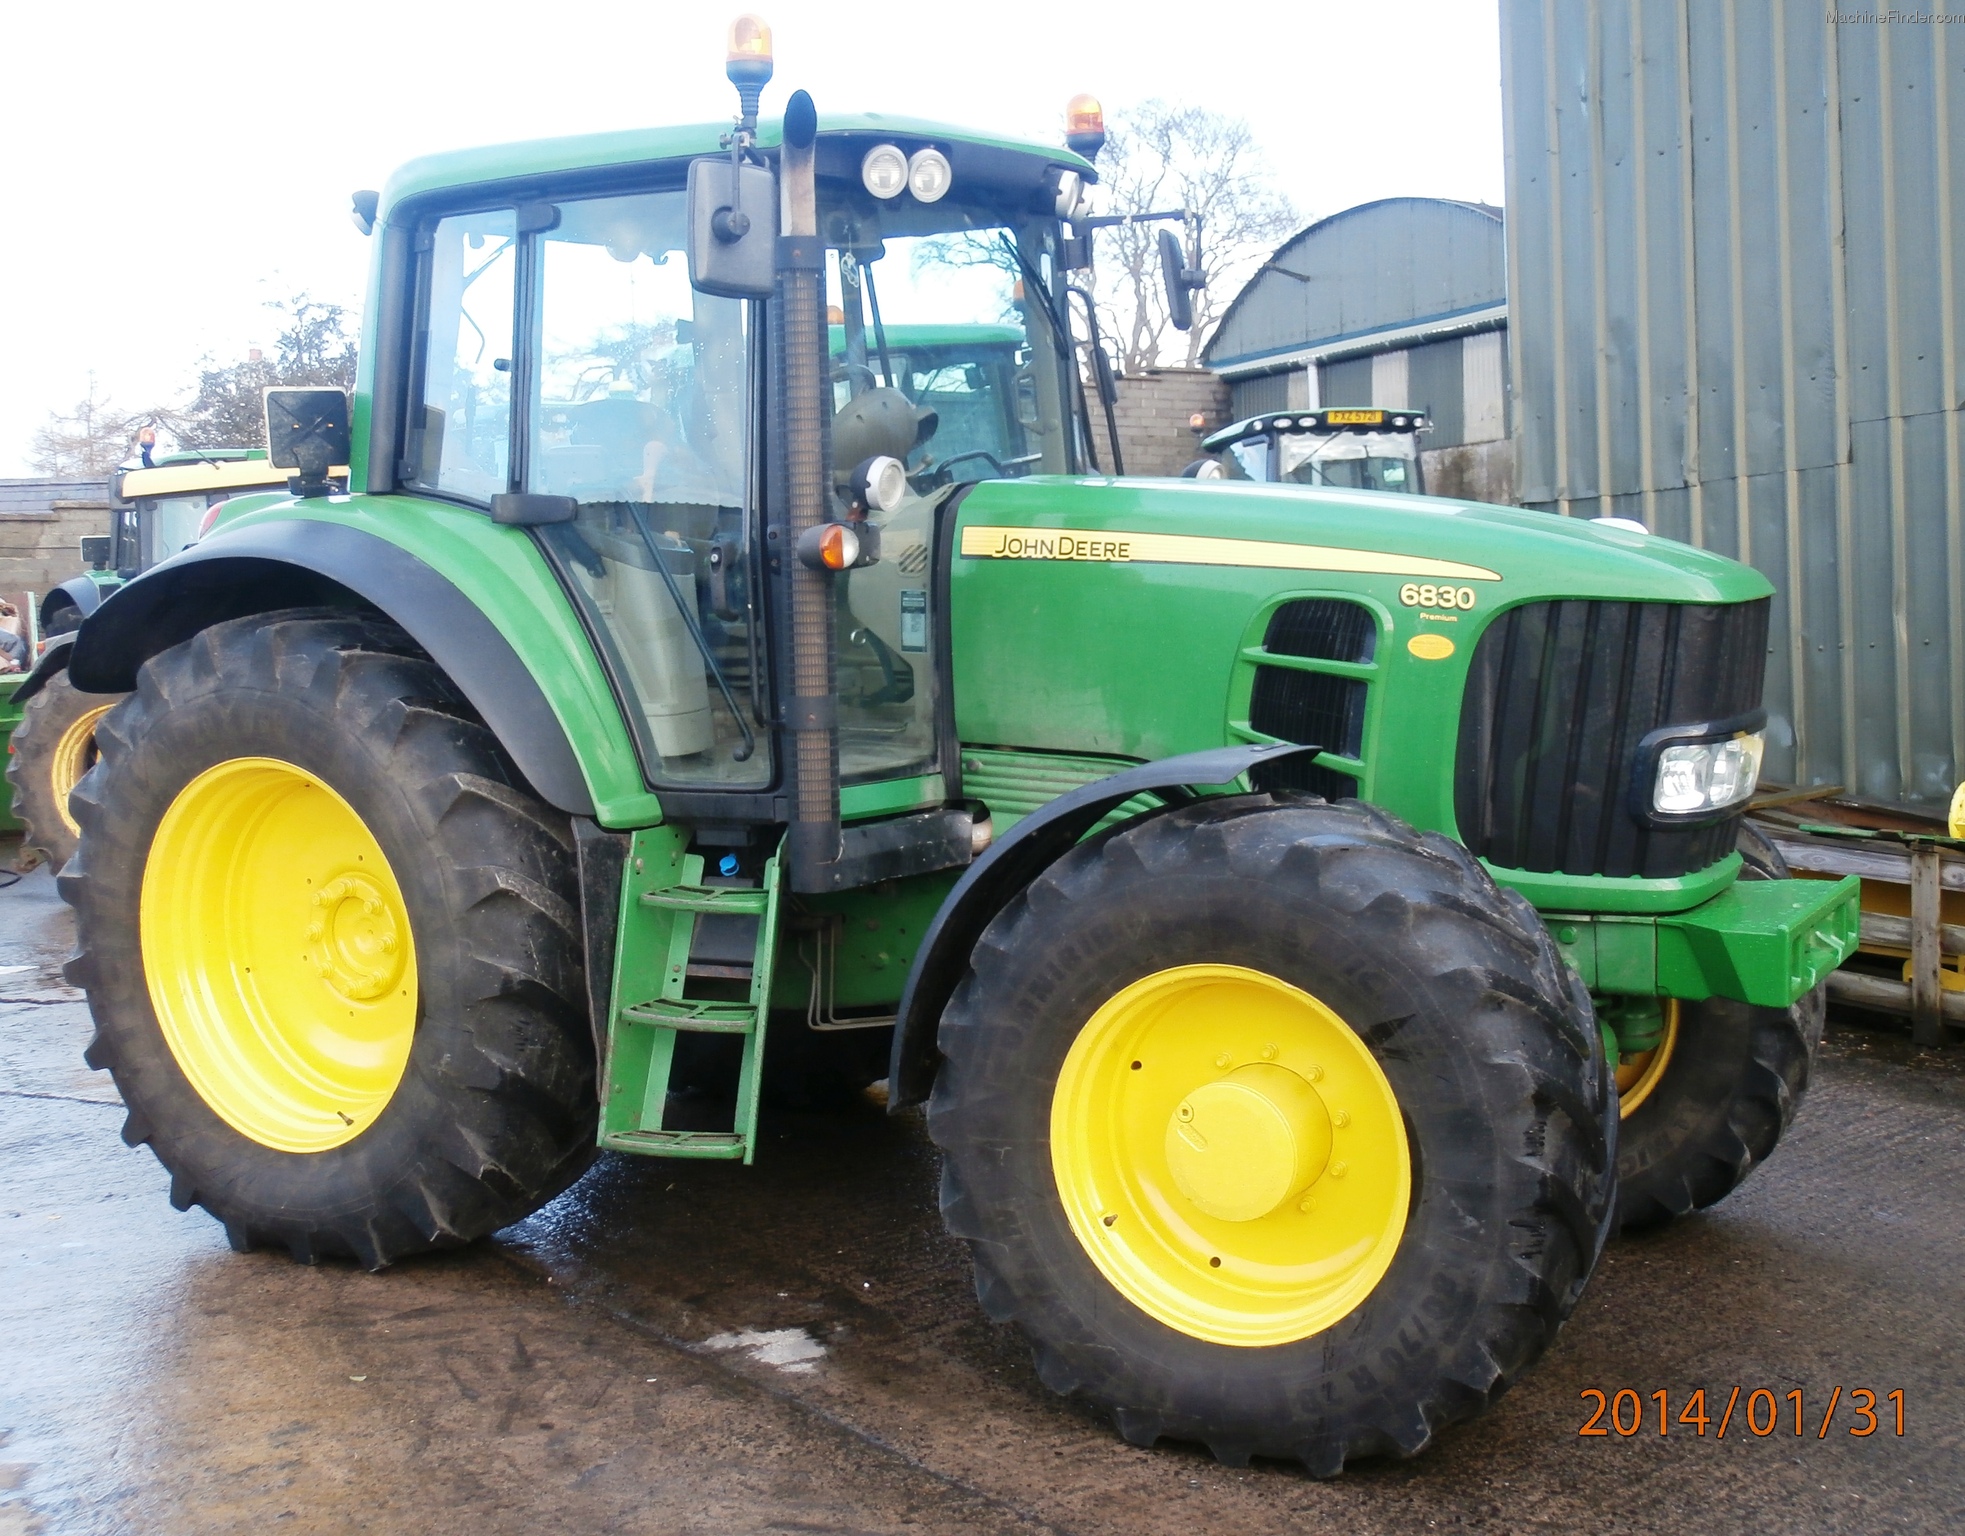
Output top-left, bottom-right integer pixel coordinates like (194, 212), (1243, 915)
(1214, 1053), (1231, 1069)
(1329, 1160), (1349, 1179)
(1333, 1110), (1351, 1128)
(1261, 1043), (1277, 1060)
(1305, 1063), (1324, 1082)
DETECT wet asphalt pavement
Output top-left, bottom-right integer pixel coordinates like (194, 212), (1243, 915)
(4, 843), (1963, 1535)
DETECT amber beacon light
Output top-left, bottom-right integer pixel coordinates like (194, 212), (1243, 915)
(726, 14), (774, 124)
(1065, 93), (1106, 160)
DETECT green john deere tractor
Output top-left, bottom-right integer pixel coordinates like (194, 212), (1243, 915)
(30, 23), (1856, 1474)
(9, 448), (337, 871)
(1199, 406), (1431, 493)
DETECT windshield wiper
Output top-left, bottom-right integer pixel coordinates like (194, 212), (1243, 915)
(996, 234), (1099, 473)
(621, 502), (756, 763)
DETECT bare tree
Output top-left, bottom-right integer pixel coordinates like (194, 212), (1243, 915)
(28, 376), (166, 477)
(1090, 103), (1300, 372)
(172, 293), (360, 448)
(29, 293), (362, 472)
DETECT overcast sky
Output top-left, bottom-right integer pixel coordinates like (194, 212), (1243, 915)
(0, 0), (1503, 477)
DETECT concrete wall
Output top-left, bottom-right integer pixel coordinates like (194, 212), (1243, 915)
(1099, 369), (1232, 477)
(0, 479), (108, 625)
(1423, 439), (1517, 507)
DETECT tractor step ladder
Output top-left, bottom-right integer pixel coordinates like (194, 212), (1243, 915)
(599, 832), (784, 1162)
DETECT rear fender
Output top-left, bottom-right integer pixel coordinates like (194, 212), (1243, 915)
(67, 520), (597, 817)
(40, 576), (103, 629)
(885, 742), (1319, 1108)
(12, 631), (75, 706)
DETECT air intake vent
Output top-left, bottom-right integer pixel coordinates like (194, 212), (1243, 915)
(1262, 599), (1377, 663)
(1454, 598), (1770, 879)
(1249, 665), (1365, 800)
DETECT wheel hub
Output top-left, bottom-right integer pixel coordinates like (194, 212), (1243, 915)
(141, 756), (419, 1154)
(310, 873), (406, 1002)
(1050, 964), (1411, 1346)
(1166, 1064), (1332, 1222)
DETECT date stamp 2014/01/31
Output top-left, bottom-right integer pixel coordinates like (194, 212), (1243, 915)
(1579, 1387), (1906, 1439)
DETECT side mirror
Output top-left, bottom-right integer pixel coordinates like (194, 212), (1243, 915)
(264, 388), (351, 498)
(1159, 227), (1206, 332)
(687, 157), (779, 298)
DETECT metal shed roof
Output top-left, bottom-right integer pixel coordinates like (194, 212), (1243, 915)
(1206, 198), (1507, 377)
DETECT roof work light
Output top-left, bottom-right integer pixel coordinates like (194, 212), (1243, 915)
(861, 144), (908, 199)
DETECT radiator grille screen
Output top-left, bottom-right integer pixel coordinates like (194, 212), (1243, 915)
(1262, 599), (1377, 664)
(1250, 665), (1365, 801)
(1454, 598), (1769, 878)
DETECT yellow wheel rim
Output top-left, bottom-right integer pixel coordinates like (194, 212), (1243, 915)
(140, 757), (419, 1153)
(51, 701), (114, 839)
(1050, 964), (1411, 1347)
(1614, 998), (1680, 1118)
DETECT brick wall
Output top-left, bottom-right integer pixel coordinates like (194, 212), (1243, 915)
(0, 479), (110, 626)
(1093, 369), (1232, 478)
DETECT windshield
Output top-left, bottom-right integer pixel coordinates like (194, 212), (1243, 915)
(819, 187), (1075, 490)
(817, 183), (1074, 783)
(145, 495), (206, 565)
(1277, 431), (1423, 493)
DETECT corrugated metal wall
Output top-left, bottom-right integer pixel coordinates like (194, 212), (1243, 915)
(1501, 0), (1965, 809)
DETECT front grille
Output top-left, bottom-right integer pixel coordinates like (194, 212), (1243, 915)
(1263, 598), (1377, 663)
(1250, 665), (1365, 800)
(1454, 598), (1770, 878)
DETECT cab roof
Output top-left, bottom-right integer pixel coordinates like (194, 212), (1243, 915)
(1203, 407), (1431, 453)
(380, 112), (1095, 218)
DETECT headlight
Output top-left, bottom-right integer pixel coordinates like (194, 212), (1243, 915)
(861, 144), (908, 200)
(907, 147), (952, 203)
(1651, 730), (1765, 815)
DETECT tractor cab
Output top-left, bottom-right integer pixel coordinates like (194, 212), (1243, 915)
(39, 14), (1860, 1481)
(1202, 406), (1429, 494)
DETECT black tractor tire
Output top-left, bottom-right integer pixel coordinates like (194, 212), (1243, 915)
(61, 610), (597, 1268)
(928, 794), (1615, 1474)
(1615, 819), (1825, 1231)
(5, 669), (127, 872)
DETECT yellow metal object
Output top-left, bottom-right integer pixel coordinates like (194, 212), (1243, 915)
(1949, 781), (1965, 840)
(50, 700), (115, 839)
(1614, 997), (1680, 1117)
(1050, 964), (1410, 1347)
(1406, 633), (1456, 660)
(141, 757), (418, 1153)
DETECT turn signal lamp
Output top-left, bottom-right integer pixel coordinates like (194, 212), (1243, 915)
(1065, 93), (1106, 160)
(197, 500), (231, 541)
(797, 520), (862, 570)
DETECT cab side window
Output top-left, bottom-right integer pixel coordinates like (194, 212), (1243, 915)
(406, 211), (517, 501)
